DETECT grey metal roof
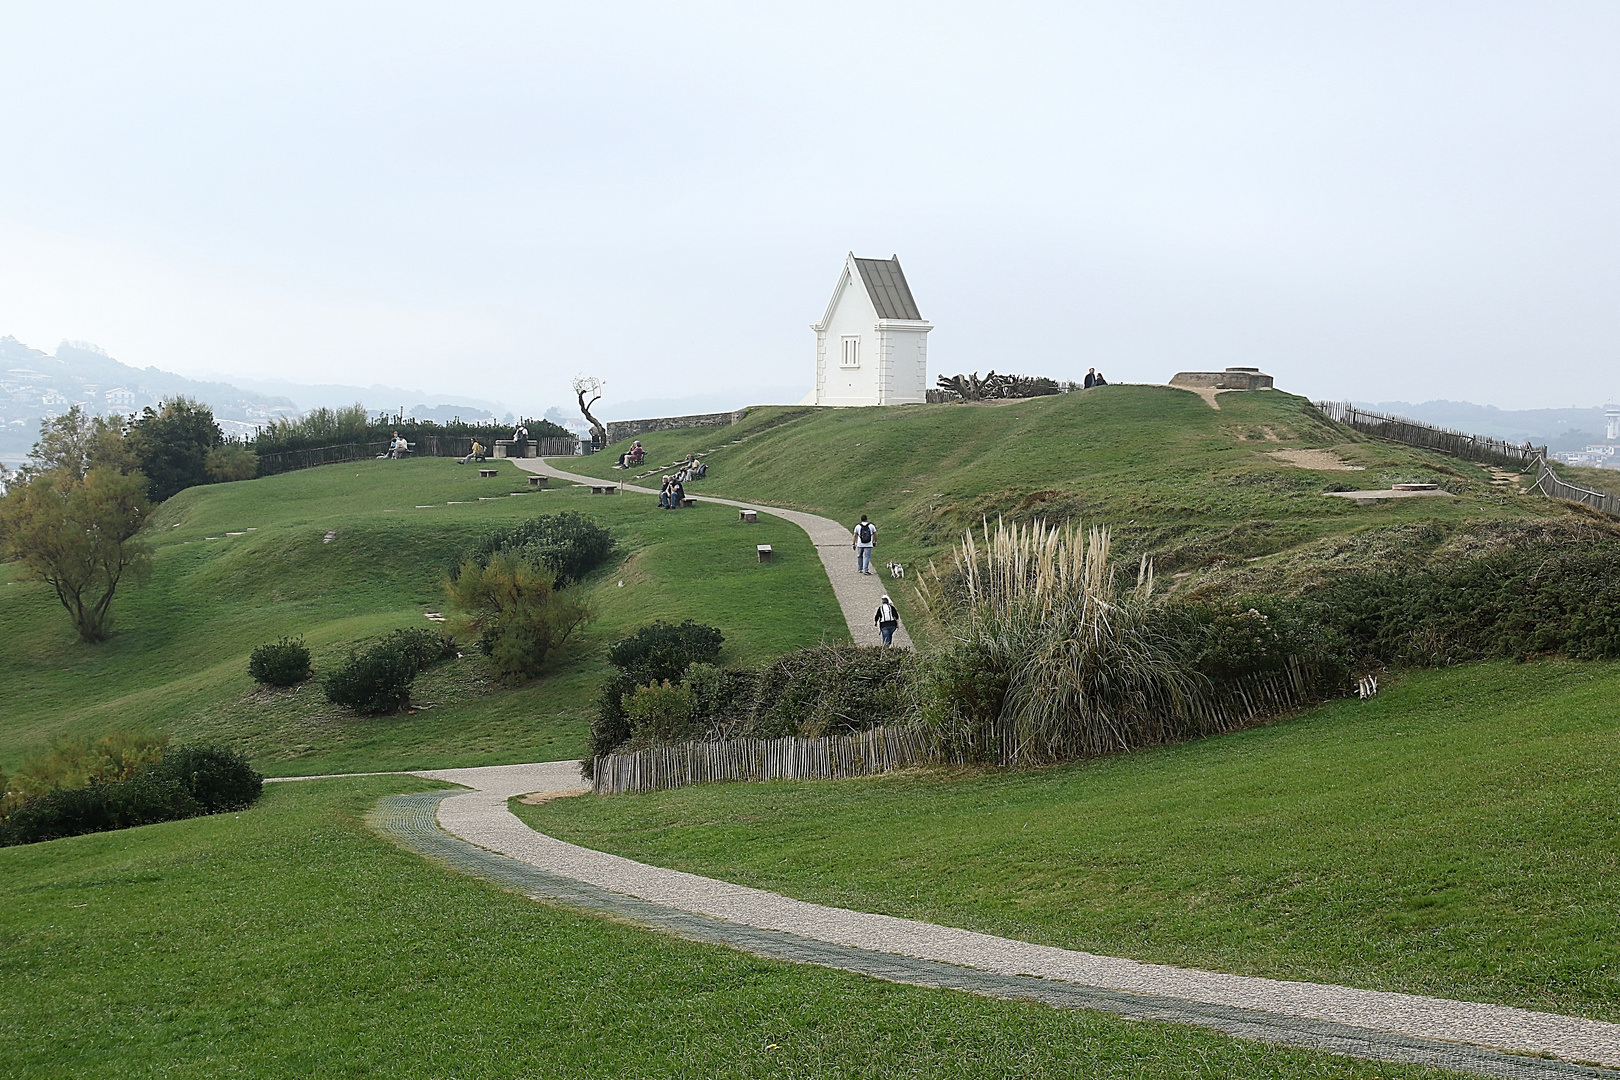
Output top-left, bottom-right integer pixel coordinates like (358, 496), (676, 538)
(854, 256), (923, 321)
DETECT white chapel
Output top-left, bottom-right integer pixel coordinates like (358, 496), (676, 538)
(810, 253), (932, 406)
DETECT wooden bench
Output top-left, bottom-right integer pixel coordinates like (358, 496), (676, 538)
(478, 469), (498, 478)
(590, 485), (617, 495)
(739, 509), (758, 523)
(528, 475), (548, 487)
(757, 544), (772, 563)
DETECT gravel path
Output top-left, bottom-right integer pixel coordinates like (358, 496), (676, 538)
(513, 457), (911, 648)
(400, 760), (1620, 1073)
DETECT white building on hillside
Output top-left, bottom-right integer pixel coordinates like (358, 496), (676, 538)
(811, 253), (932, 406)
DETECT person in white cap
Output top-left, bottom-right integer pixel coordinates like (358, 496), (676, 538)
(874, 594), (899, 646)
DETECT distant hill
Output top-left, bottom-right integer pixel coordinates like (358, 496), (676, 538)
(1356, 399), (1610, 451)
(0, 336), (520, 465)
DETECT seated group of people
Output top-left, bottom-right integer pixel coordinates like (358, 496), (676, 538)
(615, 440), (645, 469)
(657, 474), (686, 509)
(383, 432), (411, 459)
(457, 440), (487, 465)
(673, 453), (706, 483)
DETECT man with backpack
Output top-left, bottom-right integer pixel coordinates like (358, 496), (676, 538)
(874, 594), (900, 646)
(851, 515), (877, 574)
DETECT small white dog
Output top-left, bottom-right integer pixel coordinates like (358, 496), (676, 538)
(886, 561), (905, 579)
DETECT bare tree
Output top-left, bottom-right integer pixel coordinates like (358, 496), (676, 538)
(572, 376), (607, 449)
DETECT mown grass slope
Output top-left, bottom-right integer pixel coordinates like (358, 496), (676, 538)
(0, 776), (1457, 1080)
(0, 459), (845, 775)
(568, 387), (1556, 581)
(524, 659), (1620, 1022)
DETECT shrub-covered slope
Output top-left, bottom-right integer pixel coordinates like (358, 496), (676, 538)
(0, 460), (844, 775)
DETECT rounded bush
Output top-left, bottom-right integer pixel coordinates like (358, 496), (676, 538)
(322, 647), (420, 714)
(248, 636), (312, 687)
(0, 743), (263, 847)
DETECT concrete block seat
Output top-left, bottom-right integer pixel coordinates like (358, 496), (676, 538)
(493, 441), (538, 458)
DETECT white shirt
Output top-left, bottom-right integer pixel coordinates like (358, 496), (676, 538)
(853, 521), (877, 548)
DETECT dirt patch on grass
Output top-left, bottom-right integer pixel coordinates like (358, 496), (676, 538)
(1267, 449), (1365, 472)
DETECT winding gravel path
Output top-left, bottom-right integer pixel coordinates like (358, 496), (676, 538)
(513, 457), (911, 648)
(385, 760), (1620, 1076)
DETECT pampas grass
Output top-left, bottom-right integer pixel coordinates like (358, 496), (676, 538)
(917, 518), (1209, 764)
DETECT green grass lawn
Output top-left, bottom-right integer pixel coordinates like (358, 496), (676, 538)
(0, 777), (1461, 1079)
(567, 388), (1551, 572)
(521, 659), (1620, 1022)
(0, 458), (845, 776)
(560, 388), (1564, 631)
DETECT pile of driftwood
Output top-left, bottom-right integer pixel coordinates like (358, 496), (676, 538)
(935, 371), (1064, 401)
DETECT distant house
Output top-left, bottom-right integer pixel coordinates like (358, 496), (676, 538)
(105, 387), (136, 409)
(811, 253), (932, 407)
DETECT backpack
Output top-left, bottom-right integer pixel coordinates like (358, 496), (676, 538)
(857, 523), (873, 544)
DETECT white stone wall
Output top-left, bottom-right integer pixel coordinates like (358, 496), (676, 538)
(815, 269), (882, 406)
(813, 255), (932, 406)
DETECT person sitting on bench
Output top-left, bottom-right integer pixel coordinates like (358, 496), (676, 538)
(617, 440), (644, 469)
(657, 476), (676, 509)
(457, 440), (486, 465)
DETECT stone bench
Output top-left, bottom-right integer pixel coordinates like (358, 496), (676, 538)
(739, 509), (758, 523)
(681, 497), (696, 508)
(757, 544), (772, 563)
(478, 469), (498, 478)
(590, 485), (617, 495)
(493, 441), (538, 458)
(528, 475), (548, 487)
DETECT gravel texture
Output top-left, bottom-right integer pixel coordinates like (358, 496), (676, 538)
(409, 760), (1620, 1072)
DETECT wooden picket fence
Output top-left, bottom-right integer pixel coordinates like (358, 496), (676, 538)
(1314, 400), (1618, 516)
(1531, 456), (1620, 515)
(591, 725), (938, 795)
(1313, 401), (1545, 470)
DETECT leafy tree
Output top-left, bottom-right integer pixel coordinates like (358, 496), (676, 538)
(0, 467), (152, 642)
(205, 443), (258, 482)
(128, 397), (223, 502)
(22, 405), (134, 480)
(446, 552), (592, 684)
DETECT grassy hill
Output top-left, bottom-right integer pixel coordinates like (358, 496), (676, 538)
(566, 386), (1562, 581)
(524, 657), (1620, 1022)
(0, 459), (845, 775)
(0, 775), (1451, 1079)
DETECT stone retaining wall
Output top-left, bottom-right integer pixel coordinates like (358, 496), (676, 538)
(605, 409), (750, 446)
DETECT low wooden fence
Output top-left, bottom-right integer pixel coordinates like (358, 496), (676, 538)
(591, 725), (937, 795)
(255, 436), (576, 476)
(1532, 457), (1620, 515)
(1313, 401), (1545, 470)
(1313, 400), (1618, 516)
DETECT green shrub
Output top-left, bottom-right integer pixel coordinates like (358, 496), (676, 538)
(459, 512), (615, 587)
(745, 645), (914, 738)
(1302, 541), (1620, 666)
(0, 744), (261, 847)
(621, 680), (700, 743)
(585, 621), (728, 767)
(446, 553), (590, 685)
(607, 620), (724, 683)
(13, 730), (168, 797)
(248, 636), (312, 687)
(320, 630), (447, 714)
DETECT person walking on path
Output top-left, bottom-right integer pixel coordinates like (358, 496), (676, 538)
(874, 594), (900, 646)
(852, 515), (877, 575)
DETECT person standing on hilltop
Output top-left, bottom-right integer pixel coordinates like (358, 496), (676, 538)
(1083, 368), (1097, 389)
(852, 514), (878, 575)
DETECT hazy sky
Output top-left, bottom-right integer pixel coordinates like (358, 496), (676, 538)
(3, 1), (1618, 413)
